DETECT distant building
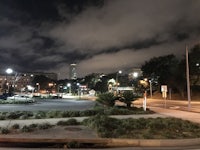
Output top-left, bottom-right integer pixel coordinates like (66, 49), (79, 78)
(69, 63), (77, 80)
(0, 72), (57, 94)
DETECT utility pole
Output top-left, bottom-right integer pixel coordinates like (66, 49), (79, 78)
(186, 45), (191, 111)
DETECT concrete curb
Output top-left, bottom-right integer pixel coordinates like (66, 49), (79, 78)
(108, 138), (200, 147)
(0, 137), (200, 147)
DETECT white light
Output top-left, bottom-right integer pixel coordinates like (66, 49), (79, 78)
(133, 72), (138, 78)
(67, 83), (71, 87)
(118, 70), (122, 74)
(6, 68), (13, 74)
(196, 63), (199, 66)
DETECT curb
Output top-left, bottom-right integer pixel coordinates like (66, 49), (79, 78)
(0, 138), (200, 147)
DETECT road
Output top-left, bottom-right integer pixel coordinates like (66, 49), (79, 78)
(1, 97), (200, 113)
(0, 98), (96, 112)
(134, 98), (200, 113)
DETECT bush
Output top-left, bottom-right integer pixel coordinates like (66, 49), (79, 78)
(62, 111), (81, 117)
(96, 92), (116, 107)
(12, 124), (20, 129)
(0, 115), (5, 120)
(29, 123), (38, 129)
(47, 111), (62, 118)
(34, 111), (46, 119)
(83, 116), (200, 139)
(21, 125), (33, 132)
(83, 114), (121, 138)
(120, 91), (139, 108)
(38, 123), (52, 130)
(6, 112), (22, 119)
(57, 118), (80, 126)
(1, 128), (10, 134)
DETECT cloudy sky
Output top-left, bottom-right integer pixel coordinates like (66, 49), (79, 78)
(0, 0), (200, 79)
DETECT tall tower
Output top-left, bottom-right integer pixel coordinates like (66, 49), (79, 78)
(69, 63), (77, 80)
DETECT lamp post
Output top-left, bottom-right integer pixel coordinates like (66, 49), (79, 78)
(149, 80), (152, 98)
(5, 68), (13, 94)
(115, 70), (122, 94)
(186, 45), (191, 111)
(67, 83), (71, 94)
(36, 83), (40, 92)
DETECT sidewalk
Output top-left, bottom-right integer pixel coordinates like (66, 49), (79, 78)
(150, 106), (200, 124)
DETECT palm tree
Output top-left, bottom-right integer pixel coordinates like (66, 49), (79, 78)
(120, 91), (139, 108)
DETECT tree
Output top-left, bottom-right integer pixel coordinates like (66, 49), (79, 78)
(32, 75), (54, 91)
(188, 45), (200, 86)
(142, 54), (179, 85)
(96, 92), (116, 107)
(120, 91), (139, 108)
(141, 54), (181, 95)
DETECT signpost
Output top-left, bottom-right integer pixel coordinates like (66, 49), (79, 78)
(161, 85), (167, 108)
(143, 91), (147, 111)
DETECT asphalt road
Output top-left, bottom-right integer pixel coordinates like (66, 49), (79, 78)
(0, 98), (96, 112)
(134, 98), (200, 113)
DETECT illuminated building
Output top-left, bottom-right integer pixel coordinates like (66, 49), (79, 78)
(69, 63), (77, 80)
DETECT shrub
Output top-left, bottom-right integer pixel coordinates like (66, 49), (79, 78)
(12, 124), (20, 129)
(1, 128), (10, 134)
(34, 111), (46, 119)
(21, 125), (33, 132)
(96, 92), (116, 107)
(120, 91), (139, 108)
(80, 110), (99, 116)
(57, 118), (80, 126)
(83, 114), (121, 138)
(47, 111), (62, 118)
(38, 123), (52, 130)
(6, 112), (22, 119)
(62, 111), (81, 118)
(0, 115), (5, 120)
(29, 123), (38, 129)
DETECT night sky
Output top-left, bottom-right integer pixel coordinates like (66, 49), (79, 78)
(0, 0), (200, 79)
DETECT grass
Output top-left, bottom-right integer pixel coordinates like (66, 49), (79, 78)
(83, 115), (200, 139)
(57, 118), (80, 126)
(0, 115), (200, 139)
(0, 105), (153, 120)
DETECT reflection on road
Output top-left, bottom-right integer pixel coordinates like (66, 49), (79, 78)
(0, 99), (95, 112)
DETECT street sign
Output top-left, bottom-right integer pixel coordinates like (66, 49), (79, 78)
(161, 85), (167, 92)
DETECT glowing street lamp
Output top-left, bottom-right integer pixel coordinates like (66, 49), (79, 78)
(5, 68), (14, 93)
(67, 83), (71, 94)
(116, 70), (122, 86)
(6, 68), (13, 74)
(115, 70), (122, 93)
(36, 83), (40, 92)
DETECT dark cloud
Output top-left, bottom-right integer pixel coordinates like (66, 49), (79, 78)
(0, 0), (200, 78)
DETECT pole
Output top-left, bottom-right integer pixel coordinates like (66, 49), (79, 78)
(143, 91), (147, 111)
(149, 80), (152, 98)
(186, 45), (191, 111)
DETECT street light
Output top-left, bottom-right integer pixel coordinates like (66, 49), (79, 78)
(149, 80), (152, 98)
(36, 83), (40, 92)
(116, 70), (122, 93)
(6, 68), (13, 74)
(67, 83), (71, 94)
(116, 70), (122, 86)
(5, 68), (14, 93)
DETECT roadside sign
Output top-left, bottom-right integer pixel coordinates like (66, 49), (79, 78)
(161, 85), (167, 92)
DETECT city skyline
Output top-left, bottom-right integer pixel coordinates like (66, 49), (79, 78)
(0, 0), (200, 79)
